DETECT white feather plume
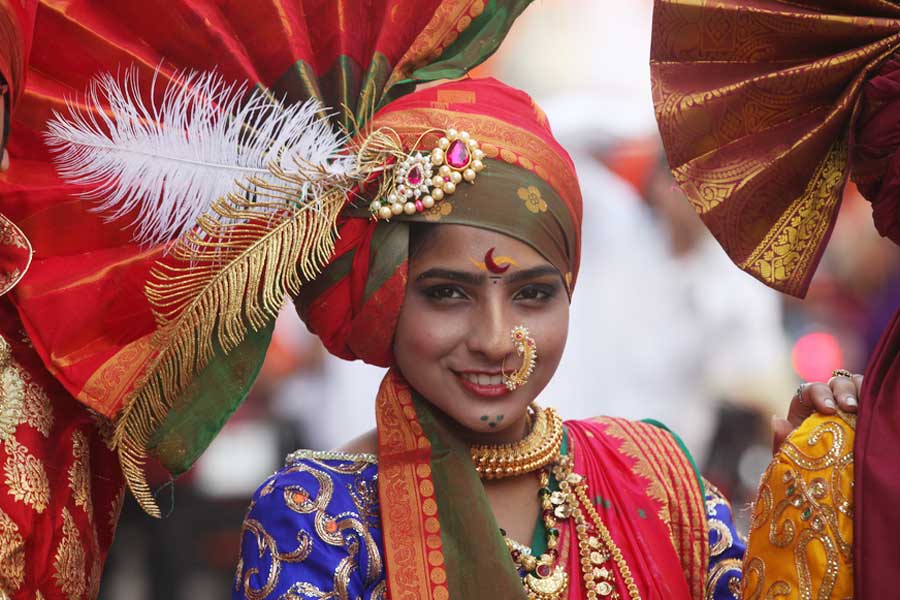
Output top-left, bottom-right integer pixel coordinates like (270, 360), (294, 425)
(45, 66), (356, 244)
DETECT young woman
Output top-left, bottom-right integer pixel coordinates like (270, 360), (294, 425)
(232, 78), (860, 600)
(0, 2), (859, 597)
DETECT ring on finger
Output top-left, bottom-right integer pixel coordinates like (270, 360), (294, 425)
(795, 383), (807, 403)
(832, 368), (853, 378)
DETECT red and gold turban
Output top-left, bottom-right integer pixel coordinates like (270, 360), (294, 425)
(0, 0), (545, 517)
(298, 77), (583, 366)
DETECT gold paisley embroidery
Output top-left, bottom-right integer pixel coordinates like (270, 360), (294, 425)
(709, 518), (734, 558)
(517, 185), (548, 213)
(21, 376), (53, 437)
(741, 413), (853, 599)
(706, 557), (742, 600)
(0, 507), (25, 594)
(68, 430), (93, 520)
(237, 458), (383, 600)
(53, 508), (86, 600)
(4, 437), (50, 513)
(0, 337), (25, 443)
(0, 335), (53, 443)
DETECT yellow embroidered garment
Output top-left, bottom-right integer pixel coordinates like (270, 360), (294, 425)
(742, 412), (855, 599)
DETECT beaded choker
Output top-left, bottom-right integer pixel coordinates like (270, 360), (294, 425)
(469, 405), (564, 480)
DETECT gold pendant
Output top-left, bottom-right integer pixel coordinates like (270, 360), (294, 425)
(524, 564), (569, 600)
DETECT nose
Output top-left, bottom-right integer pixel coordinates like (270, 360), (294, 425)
(466, 297), (515, 364)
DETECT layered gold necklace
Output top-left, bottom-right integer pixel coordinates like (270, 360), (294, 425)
(469, 405), (564, 479)
(470, 405), (641, 600)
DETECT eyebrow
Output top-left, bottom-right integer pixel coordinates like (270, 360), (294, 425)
(414, 265), (561, 286)
(415, 268), (485, 285)
(505, 265), (561, 284)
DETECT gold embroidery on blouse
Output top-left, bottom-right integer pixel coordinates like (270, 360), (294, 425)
(286, 449), (377, 465)
(237, 458), (384, 599)
(3, 437), (50, 513)
(705, 557), (742, 600)
(708, 518), (734, 558)
(0, 506), (25, 594)
(741, 557), (791, 600)
(349, 475), (380, 528)
(237, 517), (314, 600)
(68, 430), (93, 521)
(741, 413), (854, 599)
(53, 508), (87, 600)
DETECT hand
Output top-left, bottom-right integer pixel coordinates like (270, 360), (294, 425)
(772, 372), (863, 454)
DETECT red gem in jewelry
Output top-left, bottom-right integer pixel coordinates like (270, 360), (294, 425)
(446, 139), (471, 168)
(408, 166), (423, 185)
(415, 199), (424, 212)
(535, 563), (552, 578)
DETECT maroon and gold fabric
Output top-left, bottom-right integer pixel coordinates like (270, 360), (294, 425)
(298, 77), (582, 365)
(651, 1), (900, 595)
(651, 0), (900, 298)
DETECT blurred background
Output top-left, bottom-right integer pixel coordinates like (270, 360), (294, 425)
(99, 1), (900, 598)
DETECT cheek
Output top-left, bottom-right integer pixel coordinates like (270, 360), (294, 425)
(529, 306), (569, 378)
(395, 296), (464, 365)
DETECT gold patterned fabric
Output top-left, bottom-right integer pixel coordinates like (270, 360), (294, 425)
(235, 450), (384, 600)
(742, 412), (855, 599)
(0, 298), (124, 600)
(651, 0), (900, 297)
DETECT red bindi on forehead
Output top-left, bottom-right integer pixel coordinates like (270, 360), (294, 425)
(468, 247), (519, 274)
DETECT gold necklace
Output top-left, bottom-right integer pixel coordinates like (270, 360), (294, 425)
(553, 455), (641, 600)
(501, 452), (641, 600)
(502, 466), (569, 600)
(470, 405), (564, 479)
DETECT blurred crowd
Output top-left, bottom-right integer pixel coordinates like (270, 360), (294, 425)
(98, 1), (900, 598)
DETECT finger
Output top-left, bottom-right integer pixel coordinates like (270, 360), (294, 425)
(852, 374), (864, 396)
(828, 375), (859, 412)
(771, 416), (794, 455)
(1, 150), (8, 172)
(787, 382), (835, 427)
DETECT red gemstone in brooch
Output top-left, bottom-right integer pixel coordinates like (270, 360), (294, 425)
(370, 128), (485, 220)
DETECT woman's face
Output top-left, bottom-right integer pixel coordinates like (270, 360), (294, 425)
(394, 224), (570, 443)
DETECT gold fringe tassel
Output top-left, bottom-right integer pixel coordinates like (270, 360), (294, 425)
(113, 179), (346, 517)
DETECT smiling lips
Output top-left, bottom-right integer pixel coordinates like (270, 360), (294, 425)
(456, 371), (510, 397)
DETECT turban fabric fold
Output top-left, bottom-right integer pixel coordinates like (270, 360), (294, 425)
(651, 1), (900, 595)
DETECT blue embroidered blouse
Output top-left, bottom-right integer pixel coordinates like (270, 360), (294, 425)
(234, 450), (744, 600)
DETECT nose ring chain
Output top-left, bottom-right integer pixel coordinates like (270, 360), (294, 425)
(503, 325), (537, 391)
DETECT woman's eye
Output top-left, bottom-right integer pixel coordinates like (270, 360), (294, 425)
(514, 284), (556, 302)
(424, 285), (467, 301)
